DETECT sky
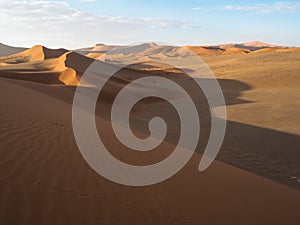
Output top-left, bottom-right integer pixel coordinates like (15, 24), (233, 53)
(0, 0), (299, 49)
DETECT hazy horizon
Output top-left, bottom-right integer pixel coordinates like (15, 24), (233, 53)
(1, 40), (298, 50)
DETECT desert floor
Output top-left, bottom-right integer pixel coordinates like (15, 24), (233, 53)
(0, 44), (300, 225)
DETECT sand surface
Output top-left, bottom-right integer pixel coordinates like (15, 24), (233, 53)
(0, 44), (300, 225)
(0, 43), (26, 57)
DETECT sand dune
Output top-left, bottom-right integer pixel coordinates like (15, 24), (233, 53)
(0, 77), (300, 225)
(202, 50), (300, 187)
(0, 45), (45, 63)
(98, 44), (220, 64)
(222, 47), (251, 54)
(86, 52), (104, 59)
(242, 41), (278, 48)
(0, 43), (300, 225)
(0, 45), (68, 63)
(65, 51), (94, 75)
(213, 43), (235, 50)
(251, 47), (300, 53)
(212, 41), (285, 52)
(76, 43), (117, 58)
(186, 46), (250, 55)
(0, 46), (77, 85)
(185, 46), (224, 55)
(0, 43), (26, 57)
(77, 43), (117, 52)
(106, 42), (158, 55)
(79, 41), (298, 60)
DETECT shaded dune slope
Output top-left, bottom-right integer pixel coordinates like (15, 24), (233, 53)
(0, 75), (300, 225)
(0, 43), (26, 57)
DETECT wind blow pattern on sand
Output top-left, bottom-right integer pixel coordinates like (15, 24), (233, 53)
(0, 42), (300, 225)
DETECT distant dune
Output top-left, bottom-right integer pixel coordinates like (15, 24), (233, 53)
(242, 41), (278, 48)
(223, 47), (251, 54)
(76, 41), (298, 60)
(76, 43), (117, 57)
(186, 46), (252, 55)
(209, 41), (290, 52)
(0, 43), (26, 57)
(250, 47), (300, 53)
(185, 46), (224, 55)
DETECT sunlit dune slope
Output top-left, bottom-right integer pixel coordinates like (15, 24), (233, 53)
(251, 47), (300, 54)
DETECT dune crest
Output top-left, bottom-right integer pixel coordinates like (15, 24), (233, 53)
(0, 45), (45, 63)
(0, 46), (79, 85)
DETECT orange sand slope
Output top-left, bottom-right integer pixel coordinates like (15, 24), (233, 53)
(0, 45), (96, 85)
(185, 41), (299, 56)
(0, 43), (300, 225)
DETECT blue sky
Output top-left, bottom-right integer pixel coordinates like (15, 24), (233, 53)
(0, 0), (299, 48)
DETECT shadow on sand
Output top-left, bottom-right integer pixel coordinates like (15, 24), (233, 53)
(2, 63), (300, 190)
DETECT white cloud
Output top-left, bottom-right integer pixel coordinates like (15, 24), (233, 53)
(192, 7), (201, 11)
(223, 2), (300, 14)
(80, 0), (96, 2)
(0, 1), (199, 48)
